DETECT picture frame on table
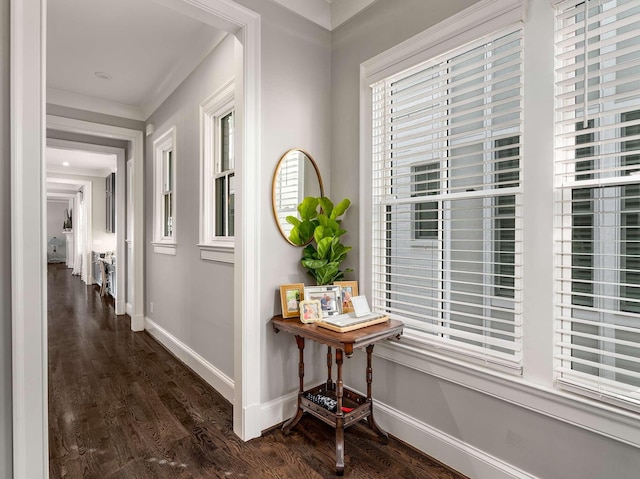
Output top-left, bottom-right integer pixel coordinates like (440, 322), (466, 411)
(334, 281), (358, 313)
(279, 283), (305, 318)
(304, 285), (342, 317)
(299, 300), (322, 323)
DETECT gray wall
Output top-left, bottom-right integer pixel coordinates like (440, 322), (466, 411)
(331, 0), (640, 478)
(145, 35), (237, 378)
(233, 0), (333, 401)
(0, 0), (11, 475)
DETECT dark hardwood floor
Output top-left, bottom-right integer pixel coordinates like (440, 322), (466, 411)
(48, 264), (467, 478)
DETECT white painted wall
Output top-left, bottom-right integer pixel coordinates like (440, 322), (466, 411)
(144, 35), (237, 380)
(0, 0), (12, 475)
(46, 200), (69, 262)
(331, 0), (640, 478)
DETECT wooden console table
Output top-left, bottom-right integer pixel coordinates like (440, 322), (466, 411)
(271, 315), (403, 475)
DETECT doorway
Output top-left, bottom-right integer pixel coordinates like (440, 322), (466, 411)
(10, 1), (261, 478)
(46, 137), (128, 316)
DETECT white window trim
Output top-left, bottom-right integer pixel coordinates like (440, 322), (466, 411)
(359, 0), (640, 448)
(152, 126), (177, 255)
(199, 78), (235, 263)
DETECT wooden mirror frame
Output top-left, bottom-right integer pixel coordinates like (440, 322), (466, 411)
(271, 148), (324, 246)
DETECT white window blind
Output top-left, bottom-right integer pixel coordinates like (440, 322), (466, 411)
(274, 151), (305, 238)
(371, 26), (524, 370)
(554, 0), (640, 409)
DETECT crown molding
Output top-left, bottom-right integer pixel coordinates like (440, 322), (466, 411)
(271, 0), (375, 30)
(47, 88), (145, 121)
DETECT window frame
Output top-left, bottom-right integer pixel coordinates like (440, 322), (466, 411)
(152, 126), (177, 255)
(369, 25), (524, 372)
(553, 0), (640, 411)
(359, 0), (640, 448)
(199, 78), (235, 263)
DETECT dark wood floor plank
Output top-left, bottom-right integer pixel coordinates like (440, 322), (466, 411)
(48, 264), (467, 478)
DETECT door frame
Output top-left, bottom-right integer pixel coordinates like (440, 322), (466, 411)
(46, 138), (126, 313)
(10, 1), (261, 478)
(47, 125), (133, 318)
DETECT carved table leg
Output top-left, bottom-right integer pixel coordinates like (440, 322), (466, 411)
(335, 348), (345, 475)
(365, 344), (388, 444)
(282, 335), (305, 434)
(326, 346), (334, 390)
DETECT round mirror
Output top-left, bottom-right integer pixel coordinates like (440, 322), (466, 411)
(272, 148), (324, 245)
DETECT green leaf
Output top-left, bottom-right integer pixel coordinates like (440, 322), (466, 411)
(316, 236), (333, 260)
(302, 258), (327, 270)
(299, 220), (318, 243)
(298, 197), (319, 220)
(314, 262), (340, 285)
(314, 225), (335, 245)
(330, 198), (351, 219)
(326, 218), (340, 232)
(318, 197), (334, 217)
(288, 226), (303, 246)
(330, 242), (351, 264)
(302, 244), (317, 260)
(285, 215), (301, 226)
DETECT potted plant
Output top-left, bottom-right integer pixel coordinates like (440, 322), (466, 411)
(286, 196), (352, 285)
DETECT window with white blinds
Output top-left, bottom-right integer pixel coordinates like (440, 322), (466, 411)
(370, 26), (524, 370)
(554, 0), (640, 408)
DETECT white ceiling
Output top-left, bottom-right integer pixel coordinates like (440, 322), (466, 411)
(47, 147), (116, 177)
(47, 0), (226, 121)
(46, 0), (374, 121)
(45, 0), (371, 194)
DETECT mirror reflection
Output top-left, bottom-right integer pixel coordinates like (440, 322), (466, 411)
(272, 149), (324, 245)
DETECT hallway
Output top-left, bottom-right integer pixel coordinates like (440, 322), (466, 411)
(47, 264), (465, 478)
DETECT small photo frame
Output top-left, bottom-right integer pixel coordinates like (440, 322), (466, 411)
(304, 285), (342, 317)
(334, 281), (358, 313)
(299, 300), (322, 323)
(279, 283), (305, 318)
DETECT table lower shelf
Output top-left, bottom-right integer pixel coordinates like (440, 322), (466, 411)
(299, 383), (372, 429)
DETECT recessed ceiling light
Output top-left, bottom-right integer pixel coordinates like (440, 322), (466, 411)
(62, 161), (70, 167)
(94, 71), (112, 80)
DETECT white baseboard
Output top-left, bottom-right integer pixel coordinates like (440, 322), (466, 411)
(126, 302), (133, 316)
(131, 313), (144, 332)
(115, 300), (125, 315)
(260, 391), (298, 432)
(262, 390), (535, 479)
(144, 317), (234, 403)
(374, 400), (537, 479)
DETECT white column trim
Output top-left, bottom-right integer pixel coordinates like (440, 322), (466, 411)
(10, 1), (48, 478)
(232, 9), (263, 442)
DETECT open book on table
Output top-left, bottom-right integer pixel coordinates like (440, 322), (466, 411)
(317, 296), (388, 333)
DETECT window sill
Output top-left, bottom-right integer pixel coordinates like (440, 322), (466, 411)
(198, 242), (234, 264)
(151, 242), (177, 256)
(375, 331), (640, 447)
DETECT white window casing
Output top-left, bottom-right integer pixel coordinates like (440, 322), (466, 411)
(554, 0), (640, 411)
(199, 78), (235, 263)
(370, 24), (524, 372)
(152, 126), (177, 255)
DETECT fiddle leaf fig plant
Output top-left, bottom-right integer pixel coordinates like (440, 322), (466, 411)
(286, 196), (352, 285)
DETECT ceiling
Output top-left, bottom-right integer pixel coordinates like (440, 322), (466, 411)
(272, 0), (377, 30)
(45, 0), (372, 194)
